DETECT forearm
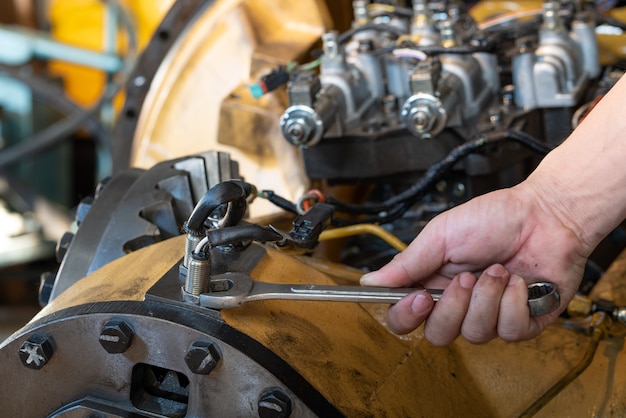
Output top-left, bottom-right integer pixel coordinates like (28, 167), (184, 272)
(521, 75), (626, 251)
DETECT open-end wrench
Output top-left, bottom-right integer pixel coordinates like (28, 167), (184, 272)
(198, 272), (560, 316)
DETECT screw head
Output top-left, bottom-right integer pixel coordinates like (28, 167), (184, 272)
(19, 334), (54, 370)
(99, 319), (134, 354)
(185, 341), (221, 375)
(411, 108), (432, 131)
(56, 231), (74, 263)
(258, 387), (293, 418)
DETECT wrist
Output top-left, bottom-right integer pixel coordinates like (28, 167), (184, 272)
(517, 159), (615, 254)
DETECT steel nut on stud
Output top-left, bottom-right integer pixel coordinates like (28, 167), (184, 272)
(19, 334), (54, 370)
(99, 319), (134, 354)
(185, 341), (221, 375)
(258, 388), (293, 418)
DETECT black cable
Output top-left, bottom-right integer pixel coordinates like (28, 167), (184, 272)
(500, 129), (553, 154)
(370, 6), (413, 18)
(326, 129), (552, 217)
(260, 129), (552, 226)
(331, 201), (412, 227)
(184, 181), (248, 234)
(338, 23), (406, 45)
(372, 37), (497, 57)
(596, 10), (626, 30)
(203, 224), (283, 249)
(261, 190), (298, 214)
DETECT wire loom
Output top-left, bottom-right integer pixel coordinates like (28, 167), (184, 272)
(262, 128), (553, 227)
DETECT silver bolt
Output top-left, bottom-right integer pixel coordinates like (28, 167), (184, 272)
(322, 31), (339, 57)
(353, 0), (368, 25)
(411, 108), (432, 132)
(542, 1), (563, 31)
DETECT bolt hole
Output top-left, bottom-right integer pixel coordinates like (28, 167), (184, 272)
(158, 30), (170, 41)
(126, 108), (137, 119)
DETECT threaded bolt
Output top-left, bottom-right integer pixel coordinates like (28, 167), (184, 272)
(184, 234), (203, 268)
(185, 253), (211, 295)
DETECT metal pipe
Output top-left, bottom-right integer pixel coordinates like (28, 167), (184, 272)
(518, 313), (611, 418)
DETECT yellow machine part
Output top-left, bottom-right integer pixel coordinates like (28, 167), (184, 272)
(47, 0), (174, 106)
(37, 234), (626, 417)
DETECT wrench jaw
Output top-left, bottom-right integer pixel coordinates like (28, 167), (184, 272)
(197, 273), (253, 309)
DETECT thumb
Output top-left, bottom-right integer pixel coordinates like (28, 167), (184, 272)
(361, 224), (446, 287)
(360, 255), (417, 287)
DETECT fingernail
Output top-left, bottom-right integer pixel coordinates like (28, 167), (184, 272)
(360, 272), (376, 286)
(485, 264), (507, 278)
(507, 274), (523, 286)
(459, 272), (477, 289)
(411, 293), (430, 314)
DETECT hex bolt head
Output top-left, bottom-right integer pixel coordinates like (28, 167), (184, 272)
(258, 387), (293, 418)
(55, 231), (74, 263)
(184, 341), (221, 375)
(19, 334), (54, 370)
(99, 319), (134, 354)
(38, 272), (57, 308)
(75, 196), (93, 226)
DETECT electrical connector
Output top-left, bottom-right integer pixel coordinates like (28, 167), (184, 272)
(249, 66), (290, 98)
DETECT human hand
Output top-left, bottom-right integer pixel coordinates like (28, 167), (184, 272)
(360, 183), (591, 346)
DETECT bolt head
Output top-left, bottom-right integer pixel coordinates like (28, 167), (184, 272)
(99, 319), (134, 354)
(258, 388), (292, 418)
(411, 108), (432, 131)
(56, 231), (74, 263)
(19, 334), (54, 370)
(38, 272), (56, 308)
(185, 341), (221, 375)
(75, 196), (93, 226)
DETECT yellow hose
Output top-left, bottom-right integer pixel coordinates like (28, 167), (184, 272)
(319, 224), (407, 252)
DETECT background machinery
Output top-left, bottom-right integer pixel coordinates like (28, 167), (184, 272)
(3, 1), (626, 416)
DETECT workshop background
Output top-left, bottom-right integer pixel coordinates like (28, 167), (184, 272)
(4, 1), (626, 416)
(0, 0), (363, 339)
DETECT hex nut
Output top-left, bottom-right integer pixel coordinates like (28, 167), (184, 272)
(99, 319), (134, 354)
(258, 387), (293, 418)
(184, 341), (221, 375)
(19, 334), (54, 370)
